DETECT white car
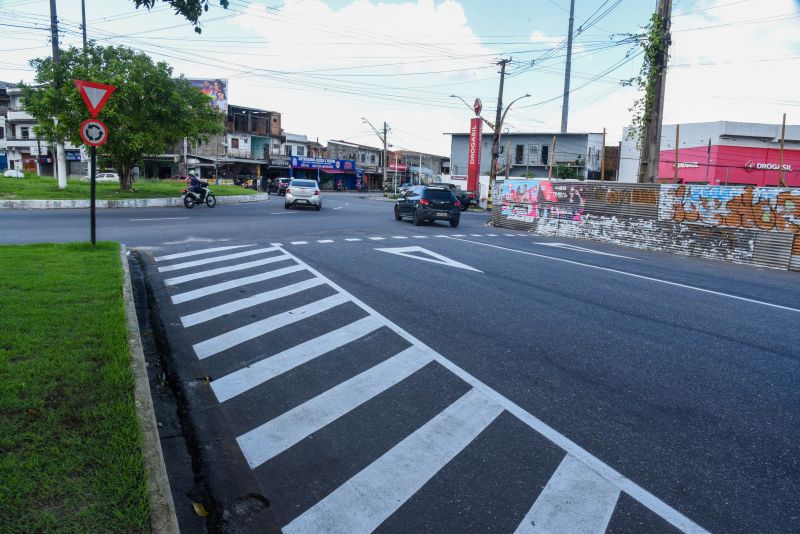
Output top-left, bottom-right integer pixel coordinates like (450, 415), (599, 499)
(284, 179), (322, 210)
(3, 169), (24, 178)
(80, 172), (120, 183)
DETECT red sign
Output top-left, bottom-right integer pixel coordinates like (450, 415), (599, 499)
(79, 119), (108, 147)
(389, 163), (408, 171)
(473, 98), (482, 116)
(660, 144), (800, 187)
(73, 79), (117, 118)
(467, 117), (483, 191)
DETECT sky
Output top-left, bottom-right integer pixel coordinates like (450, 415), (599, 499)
(1, 0), (798, 156)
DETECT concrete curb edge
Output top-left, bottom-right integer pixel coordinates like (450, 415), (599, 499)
(120, 244), (180, 534)
(0, 193), (270, 210)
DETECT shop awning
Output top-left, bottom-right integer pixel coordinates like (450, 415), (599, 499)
(320, 168), (354, 174)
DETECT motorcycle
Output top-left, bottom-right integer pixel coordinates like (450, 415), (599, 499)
(182, 181), (217, 209)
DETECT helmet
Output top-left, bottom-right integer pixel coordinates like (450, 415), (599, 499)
(188, 169), (198, 177)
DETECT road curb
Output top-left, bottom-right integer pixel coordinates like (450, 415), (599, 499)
(120, 244), (180, 534)
(0, 193), (269, 210)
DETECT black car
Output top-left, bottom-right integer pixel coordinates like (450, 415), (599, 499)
(436, 182), (474, 211)
(394, 185), (461, 227)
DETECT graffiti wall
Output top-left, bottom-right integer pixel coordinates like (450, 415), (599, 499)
(659, 185), (800, 235)
(499, 179), (586, 223)
(491, 181), (799, 270)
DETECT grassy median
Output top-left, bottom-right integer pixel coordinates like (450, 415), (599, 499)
(0, 242), (149, 532)
(0, 175), (254, 200)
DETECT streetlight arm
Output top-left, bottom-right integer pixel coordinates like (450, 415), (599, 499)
(498, 94), (531, 131)
(361, 117), (384, 144)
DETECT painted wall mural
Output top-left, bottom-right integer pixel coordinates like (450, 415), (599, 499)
(499, 179), (586, 223)
(659, 185), (800, 234)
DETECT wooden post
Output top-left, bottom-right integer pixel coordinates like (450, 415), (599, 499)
(505, 141), (511, 180)
(674, 124), (680, 183)
(548, 135), (557, 178)
(600, 128), (607, 182)
(778, 113), (787, 188)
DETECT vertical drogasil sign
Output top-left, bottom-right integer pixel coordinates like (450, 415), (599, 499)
(467, 117), (482, 191)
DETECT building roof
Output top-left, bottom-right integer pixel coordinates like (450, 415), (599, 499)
(446, 131), (600, 136)
(328, 139), (383, 151)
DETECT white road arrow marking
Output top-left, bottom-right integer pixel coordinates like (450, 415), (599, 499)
(375, 246), (482, 272)
(534, 242), (638, 260)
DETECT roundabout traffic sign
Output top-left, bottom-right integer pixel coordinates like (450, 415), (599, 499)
(80, 119), (108, 147)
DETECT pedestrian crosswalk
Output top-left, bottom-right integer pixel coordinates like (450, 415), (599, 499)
(151, 243), (708, 533)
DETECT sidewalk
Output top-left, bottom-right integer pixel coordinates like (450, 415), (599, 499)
(0, 193), (270, 210)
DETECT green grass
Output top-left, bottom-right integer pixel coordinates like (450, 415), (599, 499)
(0, 175), (255, 200)
(0, 242), (149, 533)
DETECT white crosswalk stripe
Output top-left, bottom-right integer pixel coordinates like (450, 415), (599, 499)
(283, 388), (503, 534)
(158, 247), (278, 272)
(152, 243), (708, 534)
(155, 244), (254, 262)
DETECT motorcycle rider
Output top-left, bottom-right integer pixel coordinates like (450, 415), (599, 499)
(187, 169), (206, 200)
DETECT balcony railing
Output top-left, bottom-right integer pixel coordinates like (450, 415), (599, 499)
(7, 110), (36, 121)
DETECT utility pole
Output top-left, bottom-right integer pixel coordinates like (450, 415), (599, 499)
(488, 58), (510, 208)
(638, 0), (672, 183)
(548, 135), (557, 178)
(673, 124), (680, 183)
(778, 113), (787, 187)
(561, 0), (576, 133)
(601, 128), (607, 182)
(383, 122), (389, 193)
(81, 0), (87, 48)
(49, 0), (68, 189)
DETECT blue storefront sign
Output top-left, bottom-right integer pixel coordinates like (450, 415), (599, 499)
(290, 156), (356, 171)
(65, 150), (81, 161)
(290, 156), (364, 189)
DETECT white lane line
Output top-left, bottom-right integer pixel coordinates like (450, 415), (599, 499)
(486, 234), (498, 237)
(164, 254), (291, 286)
(131, 216), (189, 222)
(171, 265), (305, 304)
(237, 345), (432, 469)
(211, 315), (385, 403)
(290, 241), (308, 245)
(270, 242), (283, 247)
(317, 240), (335, 244)
(435, 234), (448, 238)
(155, 244), (254, 262)
(449, 237), (800, 314)
(514, 455), (620, 534)
(274, 246), (710, 534)
(283, 388), (503, 534)
(412, 235), (427, 238)
(470, 234), (482, 237)
(158, 247), (278, 272)
(345, 238), (362, 242)
(193, 293), (350, 359)
(271, 211), (299, 215)
(180, 278), (325, 327)
(369, 237), (386, 241)
(333, 206), (344, 210)
(452, 234), (466, 237)
(391, 236), (408, 239)
(504, 233), (517, 236)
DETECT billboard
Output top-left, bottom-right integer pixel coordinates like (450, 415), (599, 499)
(188, 78), (228, 112)
(499, 179), (586, 222)
(467, 117), (482, 191)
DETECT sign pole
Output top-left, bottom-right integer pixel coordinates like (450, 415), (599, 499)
(90, 146), (96, 245)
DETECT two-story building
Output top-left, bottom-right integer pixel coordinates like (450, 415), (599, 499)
(447, 131), (604, 182)
(0, 85), (81, 176)
(327, 140), (384, 190)
(387, 149), (447, 187)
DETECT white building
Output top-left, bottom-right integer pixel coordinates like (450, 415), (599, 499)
(0, 86), (81, 176)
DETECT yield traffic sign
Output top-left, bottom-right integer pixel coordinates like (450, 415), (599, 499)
(73, 79), (116, 118)
(80, 119), (108, 147)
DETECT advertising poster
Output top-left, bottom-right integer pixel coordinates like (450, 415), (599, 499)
(188, 78), (228, 112)
(500, 179), (586, 222)
(467, 117), (482, 191)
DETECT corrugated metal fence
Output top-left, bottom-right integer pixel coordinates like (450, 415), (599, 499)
(490, 180), (800, 271)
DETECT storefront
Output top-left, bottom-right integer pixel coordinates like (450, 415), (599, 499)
(290, 156), (362, 190)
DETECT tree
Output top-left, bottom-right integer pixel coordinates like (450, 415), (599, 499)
(132, 0), (229, 33)
(23, 44), (224, 190)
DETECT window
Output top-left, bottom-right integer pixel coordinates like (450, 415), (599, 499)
(273, 143), (280, 154)
(515, 145), (524, 165)
(370, 154), (376, 164)
(20, 127), (29, 140)
(0, 127), (4, 139)
(230, 138), (239, 149)
(528, 145), (539, 164)
(540, 145), (549, 165)
(296, 145), (305, 156)
(360, 153), (366, 163)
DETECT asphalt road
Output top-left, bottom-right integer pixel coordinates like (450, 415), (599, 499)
(4, 193), (799, 533)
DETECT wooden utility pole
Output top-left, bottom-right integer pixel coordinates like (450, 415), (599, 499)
(561, 0), (576, 133)
(488, 58), (510, 207)
(673, 124), (680, 183)
(601, 128), (607, 181)
(778, 113), (787, 187)
(548, 136), (557, 178)
(505, 141), (511, 180)
(638, 0), (672, 183)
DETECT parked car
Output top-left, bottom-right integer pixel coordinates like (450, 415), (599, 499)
(3, 169), (25, 178)
(397, 183), (415, 196)
(277, 177), (291, 196)
(284, 179), (322, 210)
(394, 185), (460, 227)
(436, 182), (475, 211)
(80, 172), (120, 183)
